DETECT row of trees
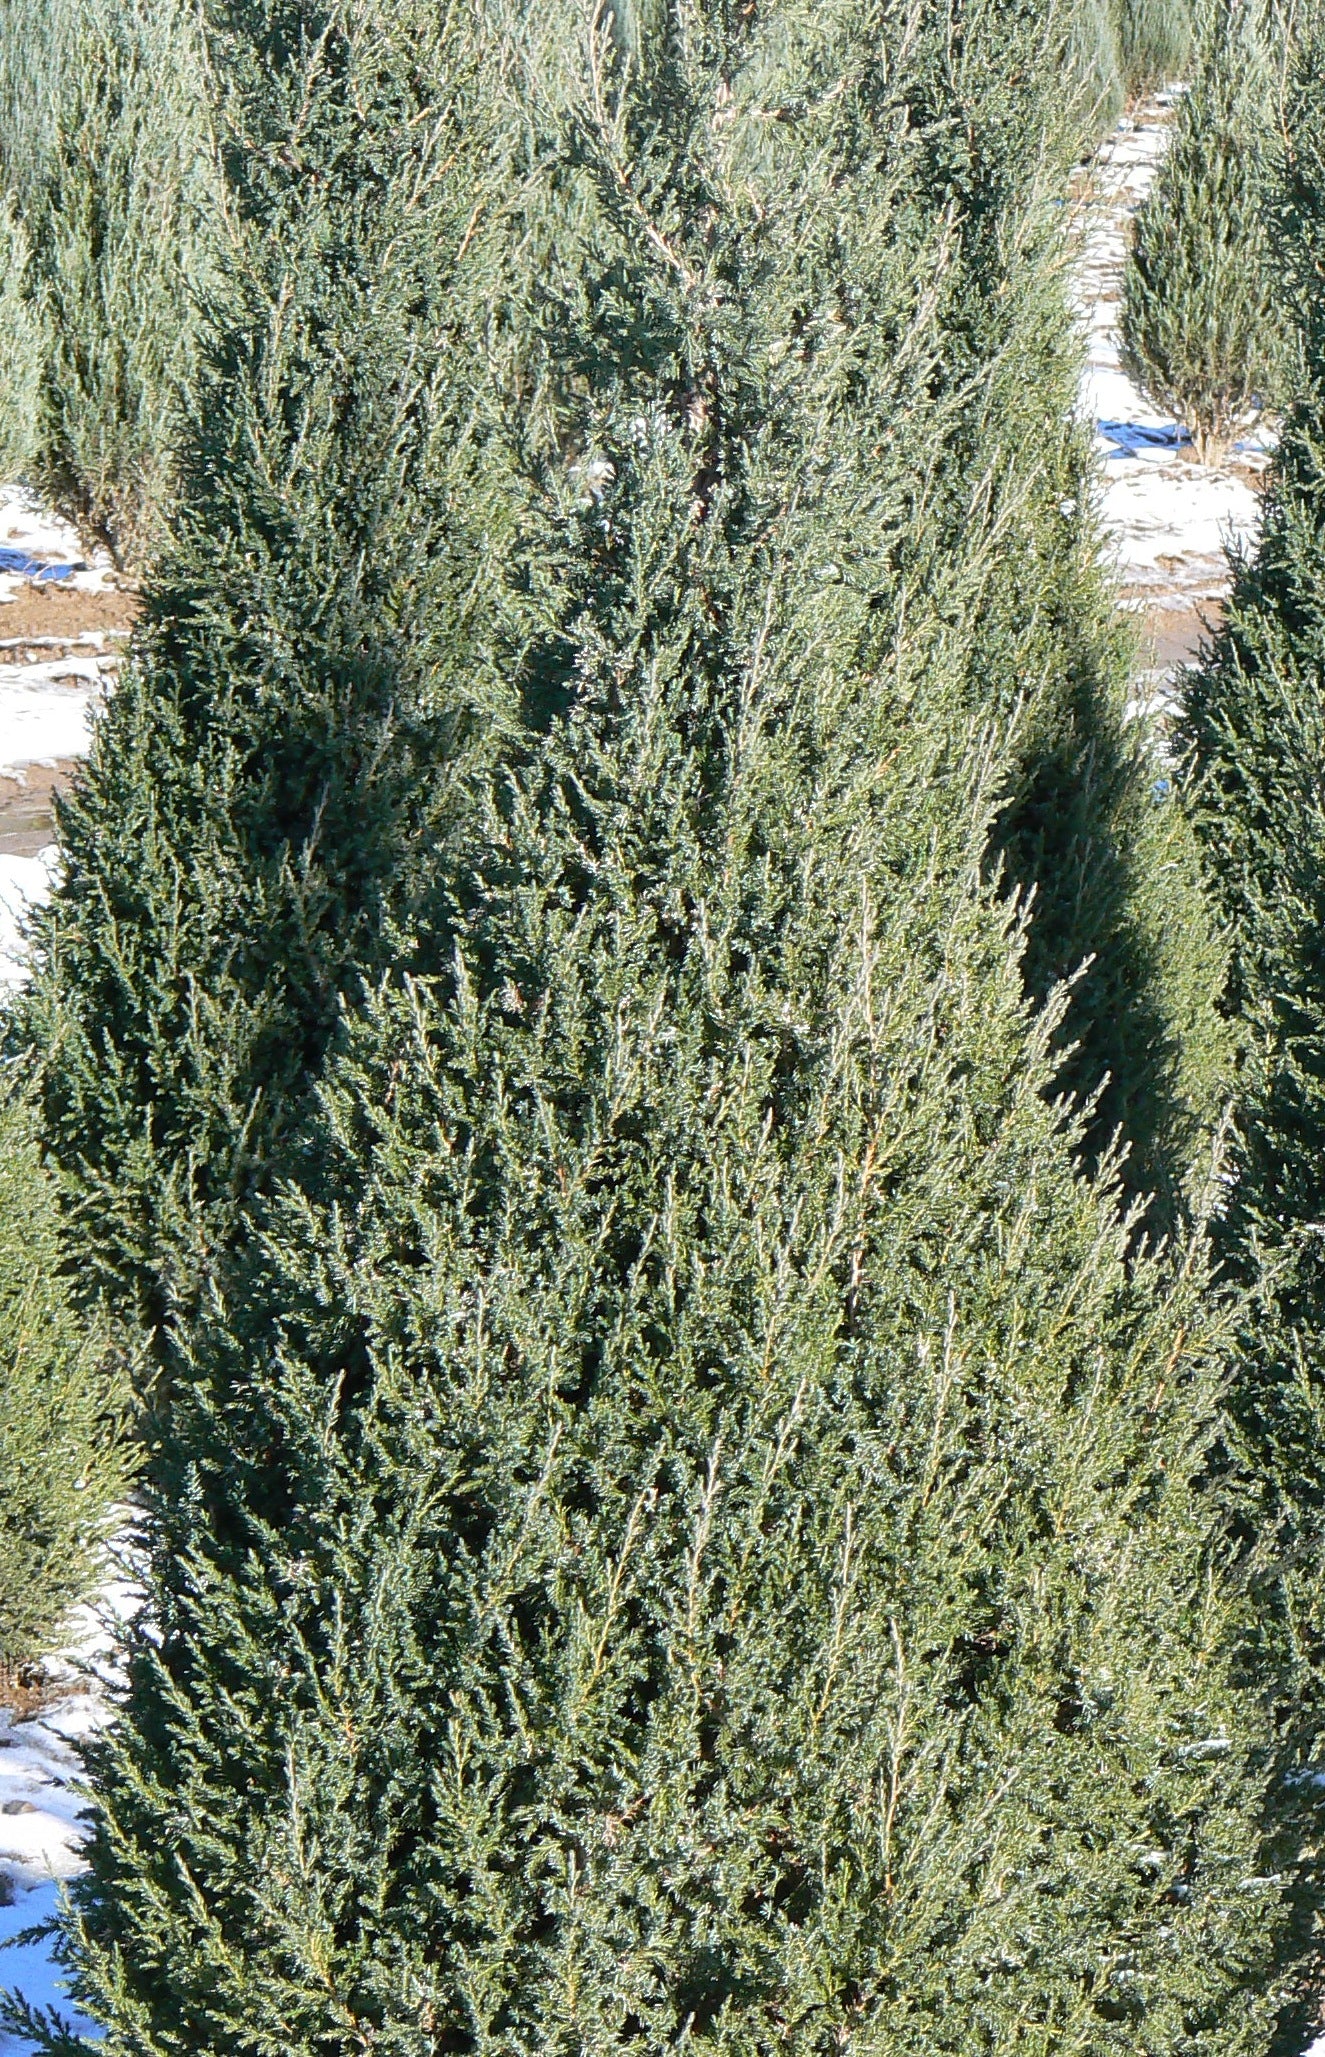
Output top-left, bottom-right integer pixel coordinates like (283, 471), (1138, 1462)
(0, 0), (1193, 572)
(1180, 11), (1325, 1976)
(2, 0), (1325, 2052)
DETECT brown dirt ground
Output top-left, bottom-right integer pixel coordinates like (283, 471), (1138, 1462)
(0, 758), (82, 857)
(1127, 598), (1225, 674)
(0, 584), (138, 644)
(0, 1661), (89, 1720)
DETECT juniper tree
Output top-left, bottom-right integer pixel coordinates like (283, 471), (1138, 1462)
(1178, 26), (1325, 2028)
(17, 0), (530, 1352)
(0, 1085), (128, 1677)
(9, 4), (1293, 2052)
(1067, 0), (1192, 132)
(0, 197), (41, 478)
(0, 0), (218, 564)
(1071, 0), (1128, 129)
(1112, 0), (1192, 88)
(905, 1), (1231, 1223)
(1121, 0), (1283, 464)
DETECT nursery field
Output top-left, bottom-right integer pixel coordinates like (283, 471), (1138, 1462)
(4, 3), (1325, 2055)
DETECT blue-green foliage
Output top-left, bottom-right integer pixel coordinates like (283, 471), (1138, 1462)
(0, 1086), (128, 1673)
(1114, 0), (1192, 87)
(1178, 29), (1325, 2036)
(0, 0), (216, 563)
(1121, 0), (1285, 462)
(4, 3), (1291, 2052)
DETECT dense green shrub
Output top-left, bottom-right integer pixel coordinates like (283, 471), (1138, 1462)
(1178, 25), (1325, 2031)
(1113, 0), (1193, 88)
(0, 1087), (128, 1676)
(13, 0), (528, 1350)
(0, 198), (42, 478)
(910, 2), (1232, 1222)
(1121, 0), (1281, 463)
(0, 0), (217, 564)
(6, 2), (1291, 2051)
(1068, 0), (1192, 133)
(1071, 0), (1129, 128)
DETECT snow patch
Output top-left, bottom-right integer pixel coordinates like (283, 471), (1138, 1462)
(0, 487), (114, 605)
(0, 1885), (100, 2050)
(0, 667), (99, 774)
(0, 853), (54, 986)
(0, 1565), (138, 2048)
(1072, 99), (1266, 620)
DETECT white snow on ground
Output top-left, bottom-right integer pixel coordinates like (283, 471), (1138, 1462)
(0, 1574), (138, 2049)
(0, 488), (122, 2037)
(0, 489), (117, 986)
(0, 660), (111, 980)
(0, 486), (115, 605)
(0, 853), (56, 986)
(0, 664), (101, 770)
(1071, 94), (1265, 619)
(0, 1887), (95, 2046)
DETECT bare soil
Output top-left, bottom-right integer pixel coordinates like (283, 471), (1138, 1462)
(1130, 599), (1224, 674)
(0, 584), (138, 644)
(0, 758), (82, 856)
(0, 1661), (77, 1720)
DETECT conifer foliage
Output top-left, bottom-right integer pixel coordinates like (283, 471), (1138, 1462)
(1113, 0), (1192, 88)
(12, 3), (1292, 2052)
(1178, 24), (1325, 1999)
(1121, 0), (1282, 463)
(0, 1088), (127, 1678)
(0, 197), (41, 479)
(0, 0), (217, 565)
(18, 0), (522, 1351)
(923, 7), (1230, 1223)
(1071, 0), (1191, 130)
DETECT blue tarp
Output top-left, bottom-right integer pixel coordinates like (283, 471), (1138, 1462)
(1097, 419), (1191, 457)
(0, 549), (77, 584)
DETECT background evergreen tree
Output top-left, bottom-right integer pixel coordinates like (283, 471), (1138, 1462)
(0, 0), (218, 565)
(1068, 0), (1193, 134)
(1071, 0), (1130, 129)
(0, 1085), (128, 1680)
(907, 0), (1232, 1224)
(10, 3), (1292, 2050)
(0, 197), (41, 479)
(1121, 0), (1284, 464)
(16, 0), (529, 1357)
(1178, 22), (1325, 2040)
(1113, 0), (1192, 89)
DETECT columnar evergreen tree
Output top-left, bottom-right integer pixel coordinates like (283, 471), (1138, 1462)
(1178, 24), (1325, 2032)
(1121, 0), (1283, 464)
(909, 2), (1231, 1222)
(0, 197), (41, 478)
(10, 3), (1293, 2051)
(0, 1086), (128, 1678)
(1068, 0), (1193, 134)
(0, 0), (218, 563)
(1071, 0), (1129, 128)
(1113, 0), (1192, 88)
(16, 0), (528, 1352)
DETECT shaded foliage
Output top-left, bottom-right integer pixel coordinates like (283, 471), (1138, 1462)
(0, 1085), (129, 1675)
